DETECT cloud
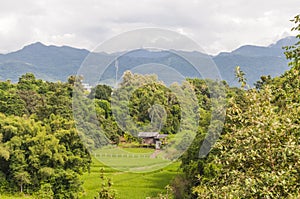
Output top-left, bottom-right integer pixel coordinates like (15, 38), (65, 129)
(0, 0), (299, 54)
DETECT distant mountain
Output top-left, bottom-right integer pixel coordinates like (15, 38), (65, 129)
(214, 36), (297, 86)
(0, 36), (297, 86)
(0, 42), (89, 82)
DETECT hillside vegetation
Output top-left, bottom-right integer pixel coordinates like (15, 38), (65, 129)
(0, 15), (299, 199)
(179, 14), (300, 198)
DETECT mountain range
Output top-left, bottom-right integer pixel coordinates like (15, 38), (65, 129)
(0, 36), (297, 86)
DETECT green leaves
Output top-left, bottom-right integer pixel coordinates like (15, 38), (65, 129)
(95, 168), (116, 199)
(181, 14), (300, 199)
(235, 66), (247, 89)
(0, 111), (90, 197)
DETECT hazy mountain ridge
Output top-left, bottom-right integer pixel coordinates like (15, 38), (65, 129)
(0, 36), (297, 86)
(0, 42), (89, 82)
(228, 36), (296, 57)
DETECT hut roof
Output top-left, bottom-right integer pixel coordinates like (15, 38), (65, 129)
(138, 132), (168, 139)
(138, 132), (159, 138)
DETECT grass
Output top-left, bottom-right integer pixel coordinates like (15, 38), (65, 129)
(0, 147), (181, 199)
(121, 147), (155, 153)
(92, 147), (173, 172)
(80, 157), (181, 199)
(93, 146), (155, 155)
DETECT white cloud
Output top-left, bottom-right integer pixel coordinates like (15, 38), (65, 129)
(0, 0), (299, 54)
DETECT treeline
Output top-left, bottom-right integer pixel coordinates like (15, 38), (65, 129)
(73, 71), (186, 150)
(176, 15), (300, 198)
(0, 74), (91, 198)
(0, 67), (201, 198)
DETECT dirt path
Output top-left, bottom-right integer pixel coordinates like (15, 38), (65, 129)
(150, 150), (160, 158)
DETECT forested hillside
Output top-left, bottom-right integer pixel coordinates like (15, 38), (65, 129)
(178, 14), (300, 198)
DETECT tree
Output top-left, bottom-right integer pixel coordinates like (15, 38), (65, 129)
(191, 14), (300, 198)
(94, 168), (116, 199)
(88, 84), (112, 101)
(148, 104), (167, 131)
(0, 112), (91, 197)
(14, 171), (31, 193)
(17, 73), (39, 91)
(0, 89), (27, 116)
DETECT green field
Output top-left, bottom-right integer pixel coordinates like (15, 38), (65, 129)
(81, 147), (181, 198)
(0, 147), (181, 199)
(81, 157), (180, 199)
(92, 147), (173, 173)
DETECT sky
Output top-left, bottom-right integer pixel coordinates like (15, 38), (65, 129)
(0, 0), (299, 55)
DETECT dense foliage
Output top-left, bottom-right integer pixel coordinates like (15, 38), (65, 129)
(0, 70), (196, 198)
(179, 14), (300, 198)
(0, 75), (91, 198)
(111, 71), (183, 136)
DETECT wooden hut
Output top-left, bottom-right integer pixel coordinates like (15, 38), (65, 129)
(138, 132), (168, 149)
